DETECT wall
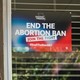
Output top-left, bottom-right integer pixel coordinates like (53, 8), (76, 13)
(0, 0), (4, 80)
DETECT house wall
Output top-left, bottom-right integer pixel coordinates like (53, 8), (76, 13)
(0, 0), (4, 80)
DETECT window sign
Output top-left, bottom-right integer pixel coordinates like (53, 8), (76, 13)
(12, 11), (72, 52)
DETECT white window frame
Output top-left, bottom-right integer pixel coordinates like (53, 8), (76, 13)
(3, 0), (12, 80)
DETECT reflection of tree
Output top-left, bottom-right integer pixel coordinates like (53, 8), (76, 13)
(12, 51), (80, 80)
